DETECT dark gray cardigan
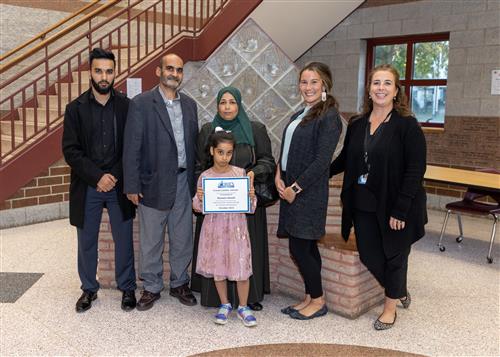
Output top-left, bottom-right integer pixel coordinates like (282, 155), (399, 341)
(277, 107), (342, 240)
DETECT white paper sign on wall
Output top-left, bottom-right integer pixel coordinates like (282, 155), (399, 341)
(127, 78), (142, 99)
(491, 69), (500, 95)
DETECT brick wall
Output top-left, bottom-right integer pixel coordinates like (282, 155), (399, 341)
(426, 116), (500, 169)
(0, 158), (70, 211)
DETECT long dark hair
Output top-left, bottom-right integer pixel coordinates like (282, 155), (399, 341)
(204, 130), (236, 169)
(361, 64), (413, 117)
(299, 62), (339, 124)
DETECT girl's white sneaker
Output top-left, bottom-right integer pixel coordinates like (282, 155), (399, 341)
(237, 306), (257, 327)
(214, 303), (232, 325)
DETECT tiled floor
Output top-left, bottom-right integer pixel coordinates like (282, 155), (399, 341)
(0, 210), (499, 356)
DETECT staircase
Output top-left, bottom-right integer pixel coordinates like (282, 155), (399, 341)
(0, 0), (263, 202)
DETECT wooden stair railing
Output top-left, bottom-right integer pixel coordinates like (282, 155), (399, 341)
(0, 0), (262, 203)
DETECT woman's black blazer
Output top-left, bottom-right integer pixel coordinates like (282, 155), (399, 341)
(330, 110), (427, 256)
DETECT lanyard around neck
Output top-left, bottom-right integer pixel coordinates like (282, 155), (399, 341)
(363, 110), (392, 170)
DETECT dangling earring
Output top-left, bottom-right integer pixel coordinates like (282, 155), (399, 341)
(393, 96), (396, 101)
(321, 90), (327, 102)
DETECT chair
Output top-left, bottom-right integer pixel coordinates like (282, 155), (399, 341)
(437, 188), (500, 263)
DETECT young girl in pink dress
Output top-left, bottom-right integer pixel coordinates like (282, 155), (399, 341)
(193, 130), (258, 327)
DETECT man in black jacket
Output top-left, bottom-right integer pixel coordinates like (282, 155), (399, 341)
(62, 48), (136, 313)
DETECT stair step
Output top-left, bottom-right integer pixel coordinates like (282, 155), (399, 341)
(1, 118), (62, 157)
(1, 136), (31, 156)
(1, 134), (23, 144)
(2, 134), (23, 143)
(1, 120), (45, 138)
(55, 82), (84, 99)
(112, 46), (151, 61)
(2, 139), (14, 154)
(17, 108), (61, 122)
(37, 95), (69, 109)
(72, 71), (90, 83)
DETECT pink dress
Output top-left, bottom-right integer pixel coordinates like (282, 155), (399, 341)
(193, 165), (256, 282)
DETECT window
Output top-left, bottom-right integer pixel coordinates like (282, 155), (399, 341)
(366, 34), (449, 127)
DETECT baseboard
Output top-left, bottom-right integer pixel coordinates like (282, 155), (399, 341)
(0, 202), (69, 229)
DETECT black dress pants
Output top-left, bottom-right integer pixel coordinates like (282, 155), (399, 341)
(289, 237), (323, 299)
(353, 210), (409, 299)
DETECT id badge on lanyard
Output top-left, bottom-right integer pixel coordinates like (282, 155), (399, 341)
(358, 122), (371, 185)
(358, 111), (391, 185)
(358, 172), (368, 185)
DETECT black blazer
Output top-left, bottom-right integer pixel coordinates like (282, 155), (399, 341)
(330, 110), (427, 256)
(62, 89), (135, 228)
(123, 87), (198, 210)
(277, 107), (342, 240)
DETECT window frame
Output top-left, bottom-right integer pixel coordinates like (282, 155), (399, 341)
(366, 33), (450, 128)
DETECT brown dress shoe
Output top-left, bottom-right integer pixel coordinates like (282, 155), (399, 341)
(169, 284), (197, 306)
(136, 290), (161, 311)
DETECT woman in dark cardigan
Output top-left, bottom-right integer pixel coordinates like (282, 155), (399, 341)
(276, 62), (342, 320)
(330, 64), (427, 330)
(191, 86), (276, 310)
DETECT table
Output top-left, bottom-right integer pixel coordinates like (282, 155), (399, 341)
(425, 165), (500, 191)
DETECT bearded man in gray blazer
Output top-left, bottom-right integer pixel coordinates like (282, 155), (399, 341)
(123, 53), (198, 310)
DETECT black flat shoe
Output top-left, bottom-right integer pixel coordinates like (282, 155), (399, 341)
(248, 302), (263, 311)
(289, 305), (328, 320)
(121, 290), (137, 311)
(76, 291), (97, 313)
(280, 305), (298, 315)
(400, 291), (411, 309)
(374, 312), (397, 330)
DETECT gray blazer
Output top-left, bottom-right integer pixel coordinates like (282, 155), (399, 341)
(123, 86), (198, 210)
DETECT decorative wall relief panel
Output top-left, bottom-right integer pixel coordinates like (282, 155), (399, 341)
(182, 19), (302, 160)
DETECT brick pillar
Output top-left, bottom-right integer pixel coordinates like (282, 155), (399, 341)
(276, 237), (384, 319)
